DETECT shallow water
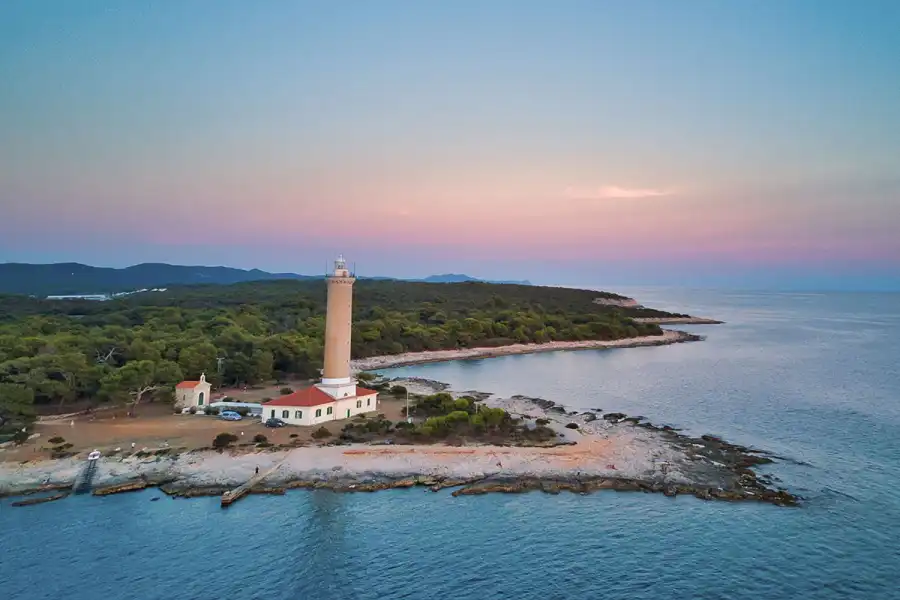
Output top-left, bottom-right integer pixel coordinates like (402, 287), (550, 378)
(2, 289), (899, 599)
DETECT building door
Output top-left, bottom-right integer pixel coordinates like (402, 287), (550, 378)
(198, 392), (204, 406)
(346, 409), (350, 418)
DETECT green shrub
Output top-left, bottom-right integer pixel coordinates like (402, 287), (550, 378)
(311, 427), (332, 439)
(280, 387), (294, 395)
(48, 436), (65, 444)
(253, 434), (268, 444)
(389, 385), (407, 396)
(289, 433), (298, 438)
(213, 433), (239, 449)
(453, 398), (472, 412)
(188, 406), (197, 414)
(13, 430), (30, 445)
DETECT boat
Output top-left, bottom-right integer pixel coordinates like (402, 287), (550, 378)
(87, 450), (101, 460)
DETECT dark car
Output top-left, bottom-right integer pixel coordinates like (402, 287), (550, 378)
(265, 418), (287, 428)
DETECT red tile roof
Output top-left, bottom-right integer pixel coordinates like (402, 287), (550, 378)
(263, 385), (378, 407)
(176, 381), (201, 389)
(264, 387), (335, 407)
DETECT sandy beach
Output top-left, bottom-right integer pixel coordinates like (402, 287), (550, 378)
(632, 317), (724, 325)
(351, 329), (700, 372)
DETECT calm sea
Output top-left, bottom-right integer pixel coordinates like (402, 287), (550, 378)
(2, 289), (899, 600)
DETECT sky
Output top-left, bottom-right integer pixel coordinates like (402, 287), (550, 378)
(1, 0), (898, 290)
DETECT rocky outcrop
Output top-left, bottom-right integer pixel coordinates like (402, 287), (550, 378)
(592, 297), (641, 308)
(92, 479), (148, 496)
(11, 492), (69, 507)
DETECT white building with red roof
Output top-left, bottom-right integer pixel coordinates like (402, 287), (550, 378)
(260, 255), (379, 427)
(174, 373), (212, 410)
(263, 385), (378, 426)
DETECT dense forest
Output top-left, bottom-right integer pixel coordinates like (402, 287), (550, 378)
(0, 279), (683, 436)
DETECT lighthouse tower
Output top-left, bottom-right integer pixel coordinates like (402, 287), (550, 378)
(258, 254), (377, 427)
(316, 255), (357, 400)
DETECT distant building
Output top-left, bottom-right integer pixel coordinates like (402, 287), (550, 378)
(260, 255), (379, 426)
(175, 373), (212, 409)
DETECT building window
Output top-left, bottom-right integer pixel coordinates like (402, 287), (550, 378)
(282, 410), (289, 418)
(315, 409), (322, 417)
(326, 407), (333, 415)
(367, 398), (371, 406)
(356, 400), (362, 408)
(295, 410), (302, 419)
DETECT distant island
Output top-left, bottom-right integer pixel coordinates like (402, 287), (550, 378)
(420, 273), (531, 285)
(0, 262), (531, 297)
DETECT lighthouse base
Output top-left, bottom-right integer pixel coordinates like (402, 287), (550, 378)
(315, 379), (357, 400)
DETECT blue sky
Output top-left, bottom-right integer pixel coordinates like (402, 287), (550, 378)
(1, 1), (898, 290)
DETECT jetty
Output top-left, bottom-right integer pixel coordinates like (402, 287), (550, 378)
(221, 460), (285, 508)
(73, 451), (102, 494)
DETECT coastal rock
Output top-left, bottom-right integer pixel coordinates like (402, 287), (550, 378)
(11, 492), (69, 507)
(93, 479), (148, 496)
(249, 487), (286, 495)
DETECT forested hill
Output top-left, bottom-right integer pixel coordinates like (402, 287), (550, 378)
(0, 262), (530, 296)
(0, 262), (311, 296)
(0, 279), (683, 424)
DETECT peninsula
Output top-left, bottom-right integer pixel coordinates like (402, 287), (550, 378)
(0, 377), (794, 507)
(0, 258), (785, 509)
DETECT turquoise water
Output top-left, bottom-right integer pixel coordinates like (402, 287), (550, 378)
(2, 289), (899, 599)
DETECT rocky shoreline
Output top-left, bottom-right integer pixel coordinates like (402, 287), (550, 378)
(0, 376), (799, 508)
(351, 329), (703, 372)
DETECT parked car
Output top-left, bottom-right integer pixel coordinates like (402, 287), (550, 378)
(265, 418), (286, 428)
(220, 410), (242, 421)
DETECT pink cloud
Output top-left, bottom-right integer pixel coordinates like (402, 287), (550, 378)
(564, 185), (674, 200)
